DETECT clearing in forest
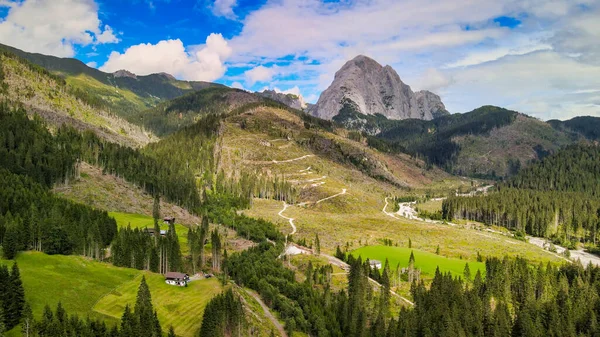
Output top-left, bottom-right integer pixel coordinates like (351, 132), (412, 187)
(351, 245), (486, 279)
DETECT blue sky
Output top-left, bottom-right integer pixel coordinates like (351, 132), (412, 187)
(0, 0), (599, 120)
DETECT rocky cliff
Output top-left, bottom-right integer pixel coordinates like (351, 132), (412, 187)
(311, 55), (448, 121)
(257, 90), (307, 110)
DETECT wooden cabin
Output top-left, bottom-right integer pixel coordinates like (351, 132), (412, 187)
(165, 272), (189, 286)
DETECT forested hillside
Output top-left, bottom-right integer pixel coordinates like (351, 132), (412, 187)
(0, 48), (154, 147)
(355, 106), (573, 177)
(0, 43), (222, 120)
(0, 105), (117, 259)
(548, 116), (600, 142)
(443, 144), (600, 247)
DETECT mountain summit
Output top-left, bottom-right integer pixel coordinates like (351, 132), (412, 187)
(311, 55), (448, 121)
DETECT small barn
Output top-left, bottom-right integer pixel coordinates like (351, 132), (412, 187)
(369, 259), (382, 270)
(163, 217), (176, 225)
(144, 228), (156, 236)
(165, 272), (189, 286)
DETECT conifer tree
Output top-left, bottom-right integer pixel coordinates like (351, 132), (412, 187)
(0, 306), (5, 337)
(380, 258), (391, 316)
(21, 302), (33, 337)
(2, 225), (18, 259)
(134, 276), (161, 337)
(463, 263), (471, 282)
(5, 263), (24, 329)
(315, 233), (321, 256)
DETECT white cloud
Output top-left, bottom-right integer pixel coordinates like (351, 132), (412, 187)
(0, 0), (119, 57)
(413, 68), (452, 92)
(442, 51), (600, 119)
(223, 0), (600, 119)
(231, 81), (245, 90)
(211, 0), (237, 19)
(244, 65), (279, 85)
(86, 61), (97, 68)
(100, 33), (232, 81)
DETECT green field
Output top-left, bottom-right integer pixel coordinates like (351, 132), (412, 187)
(94, 272), (222, 337)
(1, 252), (223, 337)
(109, 212), (190, 254)
(351, 245), (485, 279)
(0, 252), (140, 322)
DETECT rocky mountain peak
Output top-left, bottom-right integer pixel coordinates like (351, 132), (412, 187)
(257, 89), (307, 110)
(157, 72), (176, 81)
(113, 69), (137, 79)
(311, 55), (448, 121)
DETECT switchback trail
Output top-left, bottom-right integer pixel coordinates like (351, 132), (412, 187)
(272, 154), (314, 164)
(316, 188), (347, 204)
(383, 197), (400, 219)
(278, 202), (297, 235)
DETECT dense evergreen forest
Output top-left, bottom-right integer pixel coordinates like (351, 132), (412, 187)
(207, 235), (600, 337)
(443, 144), (600, 247)
(0, 105), (117, 259)
(549, 116), (600, 142)
(0, 262), (26, 333)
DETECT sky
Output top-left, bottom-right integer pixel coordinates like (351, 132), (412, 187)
(0, 0), (599, 120)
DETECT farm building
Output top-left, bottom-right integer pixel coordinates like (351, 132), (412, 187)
(369, 259), (382, 270)
(163, 217), (176, 225)
(165, 272), (189, 286)
(144, 227), (168, 237)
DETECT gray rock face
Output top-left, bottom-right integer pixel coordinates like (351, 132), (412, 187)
(257, 90), (307, 110)
(311, 55), (448, 120)
(113, 69), (137, 79)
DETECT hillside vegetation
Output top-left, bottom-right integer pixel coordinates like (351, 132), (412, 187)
(0, 43), (221, 122)
(444, 144), (600, 246)
(374, 106), (572, 177)
(0, 50), (154, 147)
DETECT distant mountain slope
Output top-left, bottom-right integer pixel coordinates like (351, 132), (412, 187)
(135, 87), (262, 136)
(0, 49), (154, 147)
(311, 55), (448, 122)
(256, 89), (307, 110)
(548, 116), (600, 141)
(0, 43), (223, 119)
(374, 106), (573, 177)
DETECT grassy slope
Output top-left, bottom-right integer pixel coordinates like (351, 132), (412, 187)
(0, 55), (155, 147)
(93, 273), (222, 337)
(0, 252), (140, 322)
(54, 162), (202, 226)
(351, 245), (485, 279)
(109, 211), (190, 255)
(229, 107), (563, 266)
(0, 252), (224, 337)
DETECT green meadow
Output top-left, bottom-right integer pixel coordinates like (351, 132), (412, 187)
(109, 212), (190, 254)
(351, 245), (485, 279)
(0, 252), (140, 323)
(94, 272), (222, 337)
(1, 252), (222, 337)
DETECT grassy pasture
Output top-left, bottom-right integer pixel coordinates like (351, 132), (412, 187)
(93, 272), (222, 337)
(351, 245), (486, 279)
(0, 252), (140, 323)
(1, 252), (223, 337)
(109, 211), (190, 254)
